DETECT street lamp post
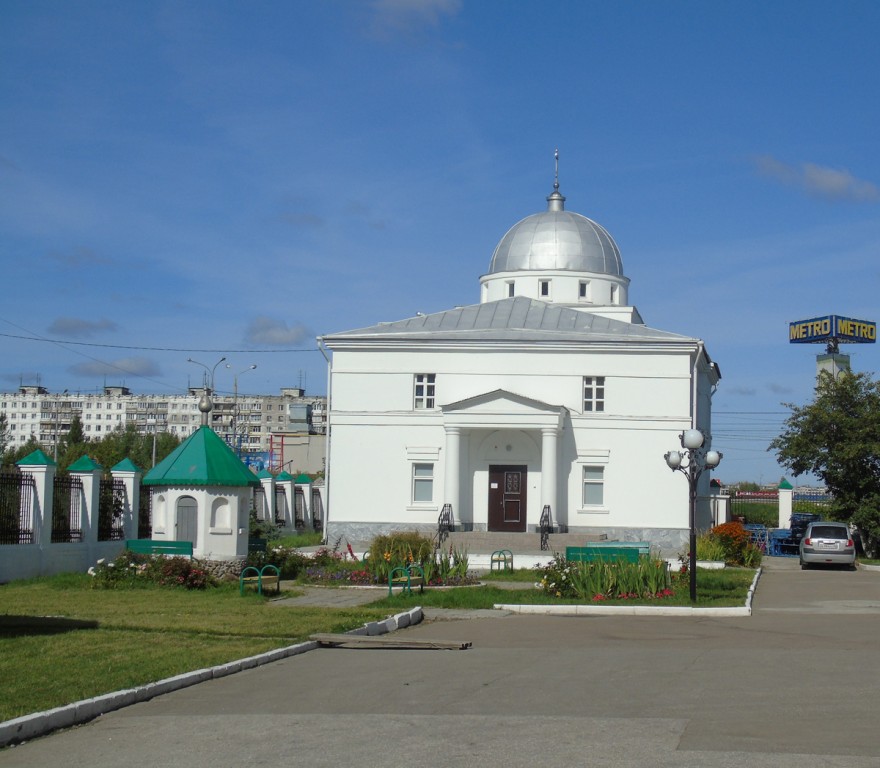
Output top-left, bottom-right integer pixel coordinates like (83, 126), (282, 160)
(187, 357), (227, 426)
(664, 429), (722, 602)
(226, 363), (257, 458)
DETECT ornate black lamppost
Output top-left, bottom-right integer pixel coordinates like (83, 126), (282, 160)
(664, 429), (722, 602)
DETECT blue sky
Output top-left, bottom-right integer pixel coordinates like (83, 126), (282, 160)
(2, 0), (879, 484)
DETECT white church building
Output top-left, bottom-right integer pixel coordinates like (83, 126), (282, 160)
(319, 174), (721, 554)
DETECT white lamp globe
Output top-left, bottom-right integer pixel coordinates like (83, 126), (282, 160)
(705, 450), (722, 468)
(682, 429), (704, 450)
(665, 451), (682, 469)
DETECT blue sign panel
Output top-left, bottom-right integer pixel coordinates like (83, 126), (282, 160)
(789, 315), (876, 344)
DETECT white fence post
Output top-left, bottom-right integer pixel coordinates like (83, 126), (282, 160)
(111, 459), (142, 541)
(778, 481), (794, 529)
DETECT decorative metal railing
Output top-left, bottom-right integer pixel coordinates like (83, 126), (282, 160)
(294, 488), (305, 530)
(98, 477), (126, 541)
(310, 488), (323, 532)
(275, 486), (287, 525)
(0, 472), (35, 545)
(252, 486), (267, 521)
(138, 484), (152, 539)
(438, 503), (454, 545)
(52, 475), (83, 543)
(539, 504), (553, 551)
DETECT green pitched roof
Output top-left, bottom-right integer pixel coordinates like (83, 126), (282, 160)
(778, 478), (793, 490)
(143, 426), (259, 487)
(257, 469), (274, 479)
(68, 455), (102, 472)
(17, 449), (56, 467)
(276, 471), (294, 481)
(295, 473), (312, 484)
(112, 458), (142, 473)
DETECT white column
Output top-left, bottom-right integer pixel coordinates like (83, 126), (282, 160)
(444, 427), (462, 517)
(778, 486), (793, 529)
(71, 467), (102, 546)
(260, 474), (276, 522)
(541, 427), (559, 519)
(18, 458), (55, 547)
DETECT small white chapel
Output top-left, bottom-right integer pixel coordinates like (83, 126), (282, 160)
(319, 163), (721, 554)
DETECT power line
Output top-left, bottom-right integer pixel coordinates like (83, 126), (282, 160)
(0, 331), (318, 354)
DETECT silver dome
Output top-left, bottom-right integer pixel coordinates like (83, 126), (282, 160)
(488, 190), (624, 276)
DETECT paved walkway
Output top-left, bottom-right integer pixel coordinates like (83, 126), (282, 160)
(2, 558), (879, 767)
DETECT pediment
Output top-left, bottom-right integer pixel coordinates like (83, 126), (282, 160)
(442, 389), (565, 431)
(442, 389), (565, 418)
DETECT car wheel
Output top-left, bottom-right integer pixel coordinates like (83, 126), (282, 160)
(800, 561), (809, 570)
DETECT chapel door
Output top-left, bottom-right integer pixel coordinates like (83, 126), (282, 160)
(175, 497), (198, 547)
(487, 465), (527, 532)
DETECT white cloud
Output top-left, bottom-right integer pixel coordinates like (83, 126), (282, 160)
(48, 317), (118, 338)
(68, 357), (161, 378)
(368, 0), (461, 38)
(244, 317), (312, 346)
(754, 155), (880, 202)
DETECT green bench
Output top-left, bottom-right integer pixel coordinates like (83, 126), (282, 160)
(239, 564), (281, 596)
(389, 564), (425, 596)
(490, 549), (514, 572)
(565, 544), (649, 564)
(125, 539), (193, 559)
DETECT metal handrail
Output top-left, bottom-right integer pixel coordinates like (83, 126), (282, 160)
(539, 504), (552, 551)
(438, 503), (454, 545)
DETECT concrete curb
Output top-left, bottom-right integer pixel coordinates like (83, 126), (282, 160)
(494, 567), (762, 618)
(0, 606), (423, 748)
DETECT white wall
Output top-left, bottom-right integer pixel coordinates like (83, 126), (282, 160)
(327, 340), (714, 543)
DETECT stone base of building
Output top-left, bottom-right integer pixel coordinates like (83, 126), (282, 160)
(326, 521), (689, 558)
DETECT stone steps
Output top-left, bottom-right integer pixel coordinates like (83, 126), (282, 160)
(443, 530), (608, 555)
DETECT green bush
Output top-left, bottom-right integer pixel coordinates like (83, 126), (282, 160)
(246, 545), (310, 579)
(700, 522), (763, 567)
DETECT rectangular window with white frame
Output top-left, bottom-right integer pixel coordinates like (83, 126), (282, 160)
(582, 466), (605, 506)
(583, 376), (605, 412)
(412, 463), (434, 503)
(579, 280), (590, 301)
(506, 281), (515, 297)
(539, 279), (550, 298)
(414, 374), (436, 409)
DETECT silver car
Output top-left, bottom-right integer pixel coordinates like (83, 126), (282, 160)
(799, 521), (856, 569)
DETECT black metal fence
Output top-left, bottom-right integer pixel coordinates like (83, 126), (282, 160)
(98, 477), (126, 541)
(253, 486), (268, 520)
(310, 488), (323, 532)
(294, 488), (305, 530)
(52, 475), (83, 543)
(275, 486), (287, 525)
(138, 485), (152, 539)
(0, 472), (36, 545)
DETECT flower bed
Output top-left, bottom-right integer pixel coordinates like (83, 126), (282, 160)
(536, 554), (674, 601)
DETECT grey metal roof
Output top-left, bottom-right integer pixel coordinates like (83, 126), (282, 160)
(487, 189), (623, 277)
(321, 297), (697, 345)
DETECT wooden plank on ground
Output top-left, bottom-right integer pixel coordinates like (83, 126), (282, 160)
(310, 633), (471, 650)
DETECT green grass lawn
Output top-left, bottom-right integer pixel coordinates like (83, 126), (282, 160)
(0, 574), (390, 722)
(1, 567), (756, 723)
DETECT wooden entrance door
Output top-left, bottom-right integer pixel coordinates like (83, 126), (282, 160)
(488, 465), (527, 532)
(175, 497), (198, 547)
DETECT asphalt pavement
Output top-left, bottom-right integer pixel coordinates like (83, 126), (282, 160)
(2, 557), (879, 767)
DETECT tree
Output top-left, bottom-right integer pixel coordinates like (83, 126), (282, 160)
(66, 413), (85, 446)
(4, 434), (42, 468)
(770, 370), (880, 552)
(0, 414), (9, 461)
